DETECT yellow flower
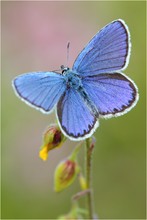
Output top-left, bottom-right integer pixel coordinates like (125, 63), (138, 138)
(39, 124), (65, 161)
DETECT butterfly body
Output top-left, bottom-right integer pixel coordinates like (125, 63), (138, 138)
(63, 68), (82, 90)
(62, 66), (99, 118)
(12, 19), (139, 141)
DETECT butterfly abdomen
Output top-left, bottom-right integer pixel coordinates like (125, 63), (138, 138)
(78, 86), (99, 118)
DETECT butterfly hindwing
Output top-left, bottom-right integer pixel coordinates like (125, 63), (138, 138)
(82, 72), (138, 118)
(73, 19), (130, 76)
(56, 87), (99, 140)
(12, 71), (66, 113)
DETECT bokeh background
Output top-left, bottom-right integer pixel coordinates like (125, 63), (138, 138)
(2, 1), (146, 219)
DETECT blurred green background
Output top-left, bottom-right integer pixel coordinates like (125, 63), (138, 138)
(2, 1), (146, 219)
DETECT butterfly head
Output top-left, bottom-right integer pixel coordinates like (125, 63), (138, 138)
(61, 65), (70, 75)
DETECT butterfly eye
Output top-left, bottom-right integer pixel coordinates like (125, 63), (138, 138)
(61, 65), (69, 74)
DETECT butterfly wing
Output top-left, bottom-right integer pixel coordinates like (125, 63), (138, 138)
(12, 71), (66, 113)
(56, 87), (99, 141)
(73, 19), (130, 76)
(82, 72), (139, 118)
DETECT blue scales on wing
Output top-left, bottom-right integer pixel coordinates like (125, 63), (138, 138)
(82, 72), (138, 118)
(73, 20), (130, 76)
(72, 19), (138, 118)
(13, 71), (66, 113)
(57, 87), (99, 140)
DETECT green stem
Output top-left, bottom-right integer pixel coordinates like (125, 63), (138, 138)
(85, 138), (94, 219)
(70, 141), (83, 161)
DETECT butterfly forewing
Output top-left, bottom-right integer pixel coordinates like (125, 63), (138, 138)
(73, 19), (130, 76)
(13, 71), (66, 113)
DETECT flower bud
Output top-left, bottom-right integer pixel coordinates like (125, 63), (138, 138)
(39, 124), (65, 161)
(54, 158), (80, 192)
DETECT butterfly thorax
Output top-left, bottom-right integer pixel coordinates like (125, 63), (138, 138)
(62, 67), (82, 90)
(61, 66), (99, 118)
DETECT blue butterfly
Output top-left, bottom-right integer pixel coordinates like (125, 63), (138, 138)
(12, 19), (139, 141)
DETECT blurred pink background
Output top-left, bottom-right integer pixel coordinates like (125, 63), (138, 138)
(2, 1), (146, 219)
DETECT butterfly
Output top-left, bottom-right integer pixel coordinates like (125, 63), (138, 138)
(12, 19), (139, 141)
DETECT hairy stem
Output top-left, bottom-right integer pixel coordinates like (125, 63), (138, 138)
(85, 138), (94, 219)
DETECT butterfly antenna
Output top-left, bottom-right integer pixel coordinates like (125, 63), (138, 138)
(52, 68), (61, 73)
(66, 42), (70, 67)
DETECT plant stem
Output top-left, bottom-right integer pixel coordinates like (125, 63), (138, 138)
(85, 138), (94, 219)
(70, 141), (84, 161)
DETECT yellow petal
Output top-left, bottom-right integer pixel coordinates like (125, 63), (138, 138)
(39, 145), (49, 161)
